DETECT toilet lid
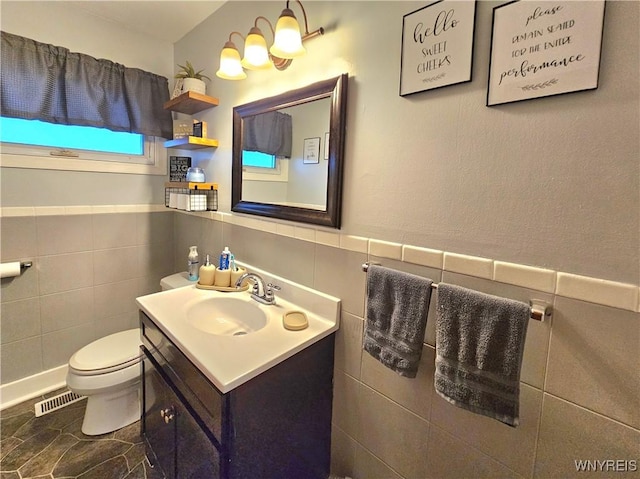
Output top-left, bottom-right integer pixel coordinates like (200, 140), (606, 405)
(69, 329), (142, 373)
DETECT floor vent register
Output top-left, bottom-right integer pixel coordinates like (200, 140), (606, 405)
(34, 390), (86, 417)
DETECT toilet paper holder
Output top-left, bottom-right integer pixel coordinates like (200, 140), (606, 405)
(0, 261), (32, 279)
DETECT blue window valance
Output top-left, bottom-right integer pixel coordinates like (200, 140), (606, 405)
(0, 31), (173, 139)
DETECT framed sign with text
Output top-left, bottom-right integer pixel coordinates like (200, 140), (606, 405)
(487, 0), (605, 106)
(400, 0), (476, 96)
(169, 156), (191, 182)
(303, 137), (321, 164)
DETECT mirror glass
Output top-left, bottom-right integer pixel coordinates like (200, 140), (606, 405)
(232, 74), (348, 228)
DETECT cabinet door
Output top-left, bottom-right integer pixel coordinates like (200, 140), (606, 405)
(142, 356), (177, 479)
(176, 401), (221, 478)
(141, 312), (225, 441)
(143, 347), (221, 479)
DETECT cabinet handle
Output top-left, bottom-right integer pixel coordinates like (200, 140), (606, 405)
(160, 407), (175, 424)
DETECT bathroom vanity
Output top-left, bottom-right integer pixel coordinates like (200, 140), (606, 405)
(136, 267), (340, 479)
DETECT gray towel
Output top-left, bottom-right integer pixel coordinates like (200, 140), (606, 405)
(363, 265), (433, 378)
(435, 283), (530, 427)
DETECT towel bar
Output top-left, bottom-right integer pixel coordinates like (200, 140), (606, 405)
(361, 262), (550, 322)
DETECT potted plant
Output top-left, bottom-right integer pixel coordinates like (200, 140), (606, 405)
(175, 61), (211, 95)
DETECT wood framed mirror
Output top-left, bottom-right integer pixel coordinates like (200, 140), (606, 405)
(232, 74), (348, 228)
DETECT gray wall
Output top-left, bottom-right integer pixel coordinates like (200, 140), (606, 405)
(0, 211), (174, 383)
(175, 1), (638, 285)
(174, 214), (639, 479)
(0, 2), (176, 383)
(0, 1), (173, 207)
(285, 98), (331, 207)
(173, 2), (639, 477)
(0, 1), (638, 478)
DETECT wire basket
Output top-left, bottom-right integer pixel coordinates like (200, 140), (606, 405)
(165, 182), (218, 211)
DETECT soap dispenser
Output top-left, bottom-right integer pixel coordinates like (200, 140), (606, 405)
(187, 246), (199, 281)
(199, 255), (216, 286)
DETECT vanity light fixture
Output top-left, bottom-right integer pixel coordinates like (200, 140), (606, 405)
(216, 32), (248, 80)
(241, 17), (285, 71)
(217, 0), (324, 80)
(241, 21), (273, 71)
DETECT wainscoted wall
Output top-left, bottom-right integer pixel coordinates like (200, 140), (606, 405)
(173, 210), (639, 479)
(0, 208), (174, 384)
(0, 0), (637, 477)
(1, 206), (637, 476)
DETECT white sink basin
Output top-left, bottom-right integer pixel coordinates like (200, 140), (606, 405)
(136, 263), (340, 393)
(186, 297), (267, 336)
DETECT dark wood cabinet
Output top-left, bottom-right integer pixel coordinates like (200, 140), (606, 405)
(143, 352), (220, 479)
(140, 311), (334, 479)
(142, 360), (176, 477)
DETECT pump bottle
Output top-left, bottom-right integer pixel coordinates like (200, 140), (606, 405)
(199, 255), (216, 285)
(187, 246), (199, 281)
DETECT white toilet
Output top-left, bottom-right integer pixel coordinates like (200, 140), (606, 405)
(160, 271), (192, 291)
(66, 272), (193, 435)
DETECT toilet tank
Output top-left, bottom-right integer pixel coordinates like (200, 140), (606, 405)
(160, 272), (193, 290)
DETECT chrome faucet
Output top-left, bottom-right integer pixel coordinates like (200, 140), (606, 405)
(235, 272), (280, 305)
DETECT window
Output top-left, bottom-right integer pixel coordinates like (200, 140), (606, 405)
(241, 150), (288, 182)
(1, 117), (144, 155)
(0, 117), (166, 175)
(0, 32), (172, 175)
(242, 150), (276, 169)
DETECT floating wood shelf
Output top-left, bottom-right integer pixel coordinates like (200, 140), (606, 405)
(163, 136), (219, 150)
(165, 182), (218, 190)
(163, 91), (219, 115)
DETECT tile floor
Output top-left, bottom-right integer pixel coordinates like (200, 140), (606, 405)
(0, 389), (163, 479)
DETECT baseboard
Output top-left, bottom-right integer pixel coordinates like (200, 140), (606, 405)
(0, 365), (68, 411)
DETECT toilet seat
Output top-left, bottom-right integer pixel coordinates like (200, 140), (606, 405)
(69, 329), (142, 376)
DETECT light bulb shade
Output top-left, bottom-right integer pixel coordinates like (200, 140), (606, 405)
(216, 41), (247, 80)
(241, 27), (273, 70)
(270, 8), (306, 59)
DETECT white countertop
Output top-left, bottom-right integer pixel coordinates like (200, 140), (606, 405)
(136, 265), (340, 394)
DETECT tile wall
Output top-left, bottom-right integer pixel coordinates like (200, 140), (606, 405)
(0, 208), (174, 384)
(2, 207), (637, 479)
(173, 211), (639, 479)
